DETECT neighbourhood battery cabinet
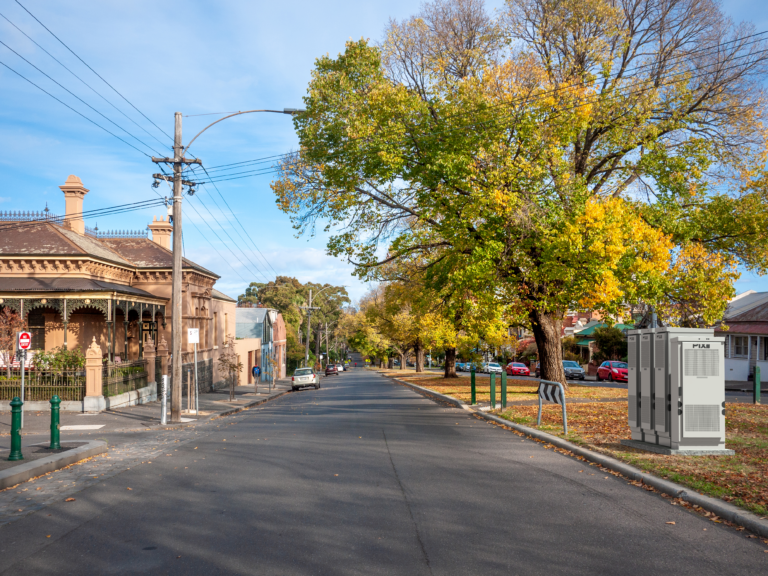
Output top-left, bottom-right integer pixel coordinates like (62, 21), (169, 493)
(622, 327), (734, 455)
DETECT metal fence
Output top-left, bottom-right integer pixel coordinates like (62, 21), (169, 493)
(169, 358), (213, 400)
(0, 368), (85, 401)
(102, 360), (148, 398)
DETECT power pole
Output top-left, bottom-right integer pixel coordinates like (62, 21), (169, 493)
(152, 112), (202, 423)
(299, 288), (319, 367)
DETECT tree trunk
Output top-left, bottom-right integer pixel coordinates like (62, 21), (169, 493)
(314, 328), (321, 364)
(399, 352), (405, 370)
(388, 357), (394, 369)
(414, 341), (424, 372)
(444, 347), (458, 378)
(529, 308), (567, 389)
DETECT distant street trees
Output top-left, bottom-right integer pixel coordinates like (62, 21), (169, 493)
(238, 276), (350, 369)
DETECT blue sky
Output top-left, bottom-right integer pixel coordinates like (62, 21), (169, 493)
(1, 0), (767, 303)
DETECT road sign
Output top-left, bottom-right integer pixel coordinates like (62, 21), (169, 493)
(17, 331), (32, 350)
(187, 328), (199, 344)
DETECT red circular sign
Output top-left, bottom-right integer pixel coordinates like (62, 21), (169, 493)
(18, 332), (31, 350)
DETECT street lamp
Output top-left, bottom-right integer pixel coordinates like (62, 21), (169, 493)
(152, 107), (304, 423)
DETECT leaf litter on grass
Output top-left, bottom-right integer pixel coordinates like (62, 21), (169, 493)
(496, 402), (768, 517)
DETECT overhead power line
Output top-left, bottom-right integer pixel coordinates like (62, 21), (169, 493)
(0, 39), (162, 156)
(193, 164), (281, 277)
(0, 10), (171, 152)
(155, 164), (271, 282)
(197, 41), (768, 187)
(0, 198), (166, 233)
(13, 0), (172, 144)
(0, 58), (154, 158)
(189, 30), (768, 182)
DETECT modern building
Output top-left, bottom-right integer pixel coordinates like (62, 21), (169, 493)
(235, 306), (287, 385)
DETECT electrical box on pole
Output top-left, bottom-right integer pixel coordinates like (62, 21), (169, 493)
(623, 327), (733, 455)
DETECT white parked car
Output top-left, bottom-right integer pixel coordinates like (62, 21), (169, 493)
(292, 367), (320, 391)
(337, 364), (345, 372)
(484, 362), (503, 374)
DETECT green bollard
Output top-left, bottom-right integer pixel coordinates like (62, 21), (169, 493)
(470, 369), (476, 405)
(490, 373), (496, 409)
(9, 397), (23, 461)
(755, 366), (761, 405)
(501, 370), (507, 409)
(50, 395), (61, 450)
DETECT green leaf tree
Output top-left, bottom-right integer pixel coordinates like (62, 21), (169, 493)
(273, 0), (768, 385)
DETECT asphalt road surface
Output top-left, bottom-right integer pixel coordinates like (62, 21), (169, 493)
(0, 368), (765, 575)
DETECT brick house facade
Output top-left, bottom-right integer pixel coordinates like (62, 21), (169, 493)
(0, 175), (237, 387)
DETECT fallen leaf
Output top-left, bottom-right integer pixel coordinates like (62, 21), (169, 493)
(46, 535), (51, 538)
(666, 521), (675, 525)
(127, 488), (132, 491)
(334, 474), (339, 477)
(65, 498), (75, 502)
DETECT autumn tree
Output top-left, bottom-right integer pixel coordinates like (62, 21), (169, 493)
(218, 334), (243, 401)
(0, 307), (27, 377)
(273, 0), (768, 385)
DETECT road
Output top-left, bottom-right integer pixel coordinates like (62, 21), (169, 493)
(0, 368), (764, 574)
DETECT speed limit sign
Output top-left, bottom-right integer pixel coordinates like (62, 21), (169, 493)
(17, 331), (32, 350)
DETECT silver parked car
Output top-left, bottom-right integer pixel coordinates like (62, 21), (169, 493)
(562, 360), (586, 380)
(292, 367), (320, 391)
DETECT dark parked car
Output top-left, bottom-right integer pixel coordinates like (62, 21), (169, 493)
(597, 361), (628, 382)
(325, 364), (338, 376)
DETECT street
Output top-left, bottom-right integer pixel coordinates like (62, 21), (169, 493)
(0, 368), (765, 575)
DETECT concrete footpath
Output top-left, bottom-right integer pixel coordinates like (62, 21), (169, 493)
(0, 381), (292, 440)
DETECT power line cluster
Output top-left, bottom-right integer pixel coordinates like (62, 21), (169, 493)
(185, 29), (768, 184)
(2, 1), (764, 287)
(0, 0), (283, 285)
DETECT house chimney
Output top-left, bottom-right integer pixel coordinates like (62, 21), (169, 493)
(148, 215), (173, 250)
(59, 175), (89, 235)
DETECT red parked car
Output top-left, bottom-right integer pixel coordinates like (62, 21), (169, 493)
(596, 361), (628, 382)
(325, 364), (338, 376)
(506, 362), (530, 376)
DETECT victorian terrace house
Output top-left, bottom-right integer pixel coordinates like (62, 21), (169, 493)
(0, 175), (236, 408)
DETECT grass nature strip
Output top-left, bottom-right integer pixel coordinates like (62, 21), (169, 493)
(496, 402), (768, 518)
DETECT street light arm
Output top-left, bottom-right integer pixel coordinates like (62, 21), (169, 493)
(310, 284), (348, 306)
(184, 109), (300, 153)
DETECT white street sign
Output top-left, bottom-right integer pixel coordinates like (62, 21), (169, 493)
(187, 328), (199, 344)
(17, 331), (32, 350)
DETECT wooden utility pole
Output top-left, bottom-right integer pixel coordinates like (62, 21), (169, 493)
(152, 112), (201, 423)
(299, 288), (319, 367)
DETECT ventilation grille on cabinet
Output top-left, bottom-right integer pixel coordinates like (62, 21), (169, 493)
(628, 395), (637, 425)
(628, 339), (636, 368)
(684, 405), (720, 432)
(684, 349), (719, 377)
(654, 337), (665, 369)
(641, 338), (650, 368)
